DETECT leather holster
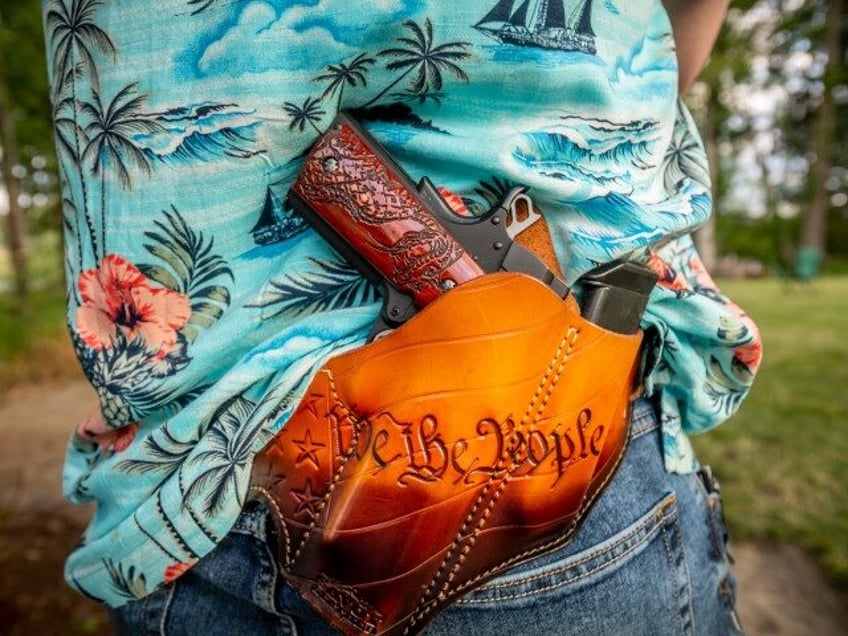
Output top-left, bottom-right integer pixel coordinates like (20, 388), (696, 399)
(249, 272), (643, 636)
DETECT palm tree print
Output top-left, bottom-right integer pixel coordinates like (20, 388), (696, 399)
(282, 97), (326, 135)
(314, 53), (376, 111)
(115, 415), (221, 544)
(393, 88), (447, 105)
(61, 195), (84, 285)
(46, 0), (115, 262)
(52, 74), (88, 269)
(283, 20), (470, 133)
(81, 83), (162, 257)
(115, 423), (200, 478)
(661, 103), (710, 194)
(704, 356), (748, 415)
(102, 558), (148, 601)
(248, 257), (379, 319)
(182, 396), (264, 515)
(46, 0), (114, 92)
(365, 18), (471, 107)
(139, 206), (234, 343)
(50, 69), (79, 163)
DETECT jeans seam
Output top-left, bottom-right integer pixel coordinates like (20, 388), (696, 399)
(256, 536), (278, 613)
(157, 581), (178, 636)
(248, 504), (300, 632)
(631, 419), (656, 439)
(256, 518), (283, 615)
(458, 493), (678, 603)
(661, 509), (694, 636)
(690, 469), (729, 561)
(706, 494), (727, 559)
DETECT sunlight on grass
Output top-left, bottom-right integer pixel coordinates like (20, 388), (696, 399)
(693, 276), (848, 587)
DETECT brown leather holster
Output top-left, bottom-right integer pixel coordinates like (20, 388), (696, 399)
(249, 272), (643, 636)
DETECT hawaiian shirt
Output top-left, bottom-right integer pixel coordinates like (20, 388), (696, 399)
(42, 0), (761, 607)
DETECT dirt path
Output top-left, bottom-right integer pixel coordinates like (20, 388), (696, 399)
(1, 380), (846, 635)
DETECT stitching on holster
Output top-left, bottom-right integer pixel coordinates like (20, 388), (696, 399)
(451, 339), (635, 599)
(289, 369), (362, 565)
(248, 484), (292, 567)
(406, 326), (580, 633)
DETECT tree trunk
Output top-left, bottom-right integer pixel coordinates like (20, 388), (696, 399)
(694, 88), (720, 272)
(0, 47), (29, 302)
(800, 0), (842, 258)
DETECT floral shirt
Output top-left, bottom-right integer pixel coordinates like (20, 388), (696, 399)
(43, 0), (761, 607)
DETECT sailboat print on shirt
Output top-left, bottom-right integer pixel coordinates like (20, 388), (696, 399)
(475, 0), (596, 54)
(250, 187), (308, 246)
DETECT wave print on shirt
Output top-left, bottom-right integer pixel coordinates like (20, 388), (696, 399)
(562, 183), (713, 275)
(567, 192), (664, 250)
(512, 115), (661, 198)
(134, 102), (263, 164)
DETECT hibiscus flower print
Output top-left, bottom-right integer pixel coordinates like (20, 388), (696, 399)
(163, 559), (197, 584)
(76, 411), (139, 454)
(647, 251), (689, 293)
(76, 254), (191, 357)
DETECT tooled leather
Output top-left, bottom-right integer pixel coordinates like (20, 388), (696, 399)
(249, 272), (643, 636)
(290, 121), (484, 307)
(407, 326), (581, 632)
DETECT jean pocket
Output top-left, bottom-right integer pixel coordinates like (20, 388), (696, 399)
(432, 493), (694, 636)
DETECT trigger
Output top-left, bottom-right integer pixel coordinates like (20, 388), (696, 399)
(417, 177), (472, 224)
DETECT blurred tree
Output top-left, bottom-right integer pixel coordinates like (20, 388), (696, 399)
(799, 0), (843, 272)
(774, 0), (847, 272)
(698, 0), (848, 274)
(689, 0), (760, 271)
(0, 1), (54, 302)
(0, 42), (28, 299)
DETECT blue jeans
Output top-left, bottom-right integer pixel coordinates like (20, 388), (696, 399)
(110, 399), (744, 635)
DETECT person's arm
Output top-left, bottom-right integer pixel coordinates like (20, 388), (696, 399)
(662, 0), (731, 94)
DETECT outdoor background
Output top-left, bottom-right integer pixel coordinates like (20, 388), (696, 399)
(1, 0), (846, 634)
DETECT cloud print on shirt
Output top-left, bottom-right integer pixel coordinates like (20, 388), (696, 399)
(610, 32), (676, 86)
(196, 0), (419, 76)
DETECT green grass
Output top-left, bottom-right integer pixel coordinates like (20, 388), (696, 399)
(692, 276), (848, 587)
(0, 283), (81, 393)
(0, 231), (82, 393)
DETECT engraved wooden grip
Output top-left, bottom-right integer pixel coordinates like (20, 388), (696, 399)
(290, 116), (484, 308)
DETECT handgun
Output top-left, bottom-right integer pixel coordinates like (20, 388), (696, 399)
(287, 113), (656, 337)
